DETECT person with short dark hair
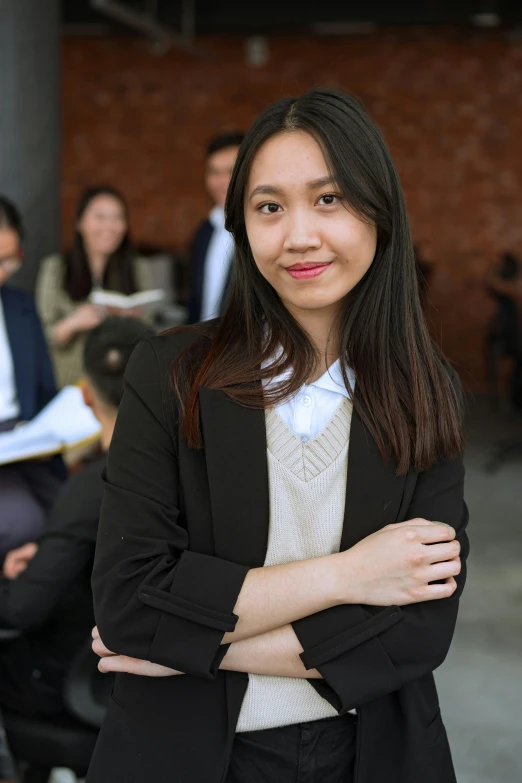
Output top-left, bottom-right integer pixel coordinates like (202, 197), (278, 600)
(0, 317), (153, 719)
(0, 195), (63, 562)
(36, 186), (155, 388)
(188, 132), (245, 323)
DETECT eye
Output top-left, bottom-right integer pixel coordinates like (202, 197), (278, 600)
(258, 202), (281, 214)
(317, 193), (341, 206)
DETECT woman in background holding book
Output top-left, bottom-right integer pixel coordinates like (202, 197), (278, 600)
(0, 196), (63, 563)
(36, 185), (155, 388)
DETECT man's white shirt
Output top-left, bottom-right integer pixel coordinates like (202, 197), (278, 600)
(200, 206), (234, 321)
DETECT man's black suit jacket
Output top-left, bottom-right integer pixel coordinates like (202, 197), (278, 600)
(0, 456), (105, 713)
(187, 219), (232, 323)
(88, 330), (469, 783)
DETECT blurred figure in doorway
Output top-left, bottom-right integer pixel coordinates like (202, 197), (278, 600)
(485, 251), (522, 407)
(486, 252), (521, 354)
(187, 132), (244, 323)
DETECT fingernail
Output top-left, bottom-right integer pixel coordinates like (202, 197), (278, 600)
(432, 521), (450, 526)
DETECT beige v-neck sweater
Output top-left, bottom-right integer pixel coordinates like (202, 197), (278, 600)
(236, 398), (352, 733)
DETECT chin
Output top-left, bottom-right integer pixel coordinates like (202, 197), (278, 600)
(284, 295), (341, 313)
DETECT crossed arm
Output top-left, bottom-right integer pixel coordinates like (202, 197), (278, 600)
(93, 518), (461, 681)
(92, 342), (467, 705)
(94, 623), (316, 679)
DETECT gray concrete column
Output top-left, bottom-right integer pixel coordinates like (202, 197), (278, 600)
(0, 0), (60, 291)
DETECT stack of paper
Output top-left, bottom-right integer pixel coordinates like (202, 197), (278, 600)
(0, 387), (101, 466)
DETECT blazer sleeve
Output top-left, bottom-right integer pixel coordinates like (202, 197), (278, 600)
(292, 450), (469, 712)
(0, 467), (99, 631)
(92, 339), (250, 679)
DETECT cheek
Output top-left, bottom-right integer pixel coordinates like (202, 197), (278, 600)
(113, 220), (127, 237)
(246, 224), (280, 277)
(82, 217), (103, 237)
(335, 222), (377, 269)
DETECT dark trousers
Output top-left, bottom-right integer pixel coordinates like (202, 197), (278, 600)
(226, 714), (357, 783)
(0, 419), (63, 564)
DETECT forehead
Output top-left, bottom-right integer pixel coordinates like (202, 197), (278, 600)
(84, 195), (125, 215)
(207, 146), (239, 170)
(248, 131), (328, 189)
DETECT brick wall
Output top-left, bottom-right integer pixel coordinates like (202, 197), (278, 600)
(61, 31), (522, 391)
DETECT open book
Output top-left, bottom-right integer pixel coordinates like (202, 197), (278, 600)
(89, 289), (165, 310)
(0, 387), (101, 466)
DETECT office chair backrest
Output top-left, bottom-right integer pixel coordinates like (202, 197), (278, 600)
(63, 637), (114, 729)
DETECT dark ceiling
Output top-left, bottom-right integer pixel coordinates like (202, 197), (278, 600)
(62, 1), (522, 35)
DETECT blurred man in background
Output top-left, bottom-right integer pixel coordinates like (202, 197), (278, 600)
(187, 132), (244, 323)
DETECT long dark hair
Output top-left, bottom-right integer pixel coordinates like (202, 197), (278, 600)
(64, 186), (137, 301)
(173, 89), (463, 475)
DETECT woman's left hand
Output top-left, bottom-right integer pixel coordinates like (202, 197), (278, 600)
(91, 627), (184, 677)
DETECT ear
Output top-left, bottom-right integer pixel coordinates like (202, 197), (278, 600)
(81, 380), (94, 409)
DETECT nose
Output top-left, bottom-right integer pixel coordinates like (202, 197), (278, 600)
(282, 210), (321, 254)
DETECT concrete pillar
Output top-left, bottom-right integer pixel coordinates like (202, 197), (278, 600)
(0, 0), (60, 291)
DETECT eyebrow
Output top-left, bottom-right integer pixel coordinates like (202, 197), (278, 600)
(248, 176), (337, 201)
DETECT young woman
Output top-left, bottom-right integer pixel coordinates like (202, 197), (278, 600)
(0, 196), (63, 561)
(88, 90), (468, 783)
(36, 186), (154, 388)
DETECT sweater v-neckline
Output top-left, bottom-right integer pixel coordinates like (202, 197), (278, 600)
(265, 397), (352, 482)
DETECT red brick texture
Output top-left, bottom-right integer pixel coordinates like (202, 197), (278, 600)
(61, 31), (522, 391)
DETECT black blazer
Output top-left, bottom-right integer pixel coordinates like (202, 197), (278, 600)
(1, 284), (65, 487)
(187, 219), (232, 323)
(1, 284), (57, 422)
(88, 329), (469, 783)
(0, 456), (104, 709)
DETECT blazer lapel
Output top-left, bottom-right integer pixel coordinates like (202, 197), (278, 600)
(199, 384), (406, 563)
(1, 286), (34, 422)
(341, 404), (407, 551)
(199, 386), (269, 568)
(194, 220), (214, 322)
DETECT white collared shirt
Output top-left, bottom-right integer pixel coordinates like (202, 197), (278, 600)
(266, 359), (355, 442)
(0, 294), (20, 422)
(200, 206), (234, 321)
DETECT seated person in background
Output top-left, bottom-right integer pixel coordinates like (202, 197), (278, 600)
(0, 316), (153, 718)
(36, 185), (156, 389)
(0, 196), (64, 562)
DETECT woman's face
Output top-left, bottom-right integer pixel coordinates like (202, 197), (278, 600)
(0, 228), (22, 288)
(77, 194), (128, 258)
(244, 131), (377, 322)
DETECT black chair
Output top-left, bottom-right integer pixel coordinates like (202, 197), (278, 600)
(3, 639), (112, 783)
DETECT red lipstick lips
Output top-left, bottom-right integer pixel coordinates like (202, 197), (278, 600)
(285, 262), (332, 280)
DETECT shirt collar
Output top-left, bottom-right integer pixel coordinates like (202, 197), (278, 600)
(209, 205), (226, 230)
(263, 356), (355, 399)
(311, 359), (354, 398)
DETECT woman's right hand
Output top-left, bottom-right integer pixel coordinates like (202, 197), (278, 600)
(54, 303), (106, 343)
(338, 519), (461, 607)
(70, 303), (106, 332)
